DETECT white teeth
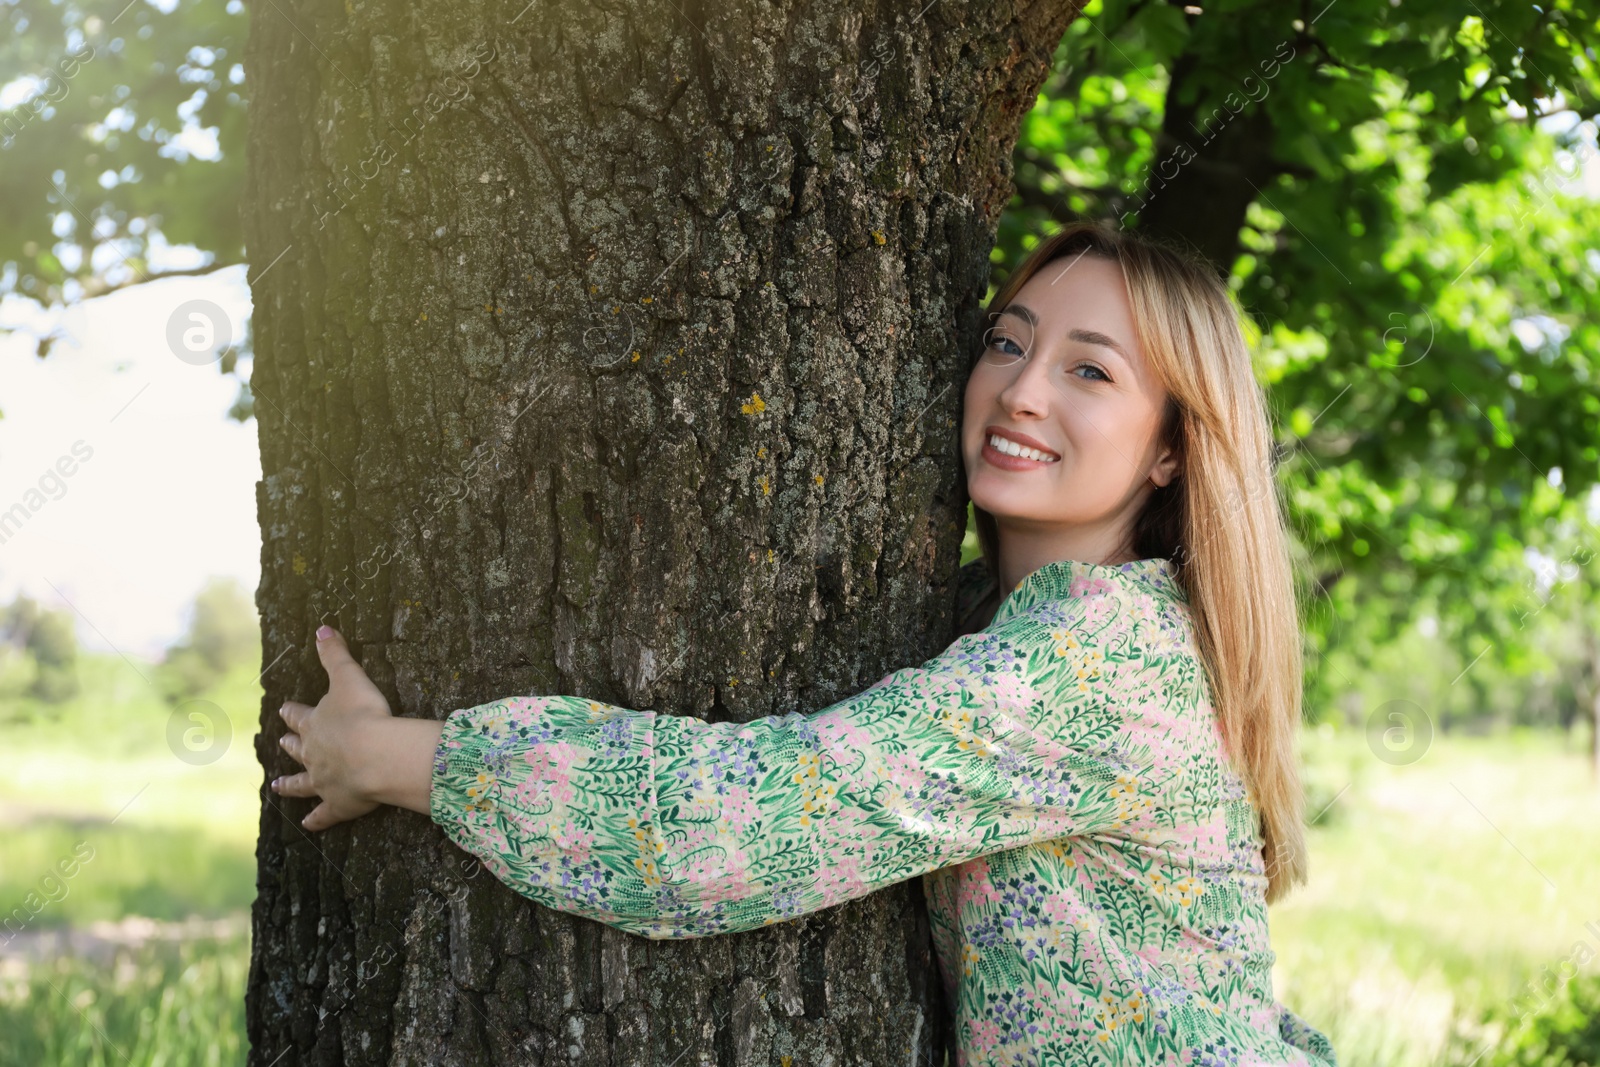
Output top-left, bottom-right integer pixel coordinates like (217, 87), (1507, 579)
(988, 434), (1056, 462)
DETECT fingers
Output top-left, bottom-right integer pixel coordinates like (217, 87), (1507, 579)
(272, 771), (315, 798)
(278, 700), (314, 733)
(314, 626), (364, 688)
(302, 800), (341, 833)
(278, 730), (304, 762)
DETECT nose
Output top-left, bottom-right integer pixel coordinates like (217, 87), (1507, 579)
(994, 351), (1055, 419)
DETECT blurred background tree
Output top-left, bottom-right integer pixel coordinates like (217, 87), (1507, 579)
(0, 0), (250, 410)
(0, 593), (79, 704)
(155, 576), (258, 703)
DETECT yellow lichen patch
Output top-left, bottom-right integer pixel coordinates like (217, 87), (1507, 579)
(871, 230), (886, 245)
(631, 351), (641, 362)
(418, 312), (428, 321)
(814, 474), (825, 485)
(641, 296), (653, 304)
(740, 392), (766, 415)
(291, 554), (307, 576)
(758, 476), (771, 495)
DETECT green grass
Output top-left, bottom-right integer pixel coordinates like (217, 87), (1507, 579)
(0, 655), (261, 1066)
(1270, 722), (1600, 1067)
(1, 656), (263, 935)
(2, 822), (257, 929)
(0, 925), (248, 1067)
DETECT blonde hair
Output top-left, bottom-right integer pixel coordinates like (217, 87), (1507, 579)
(970, 220), (1309, 903)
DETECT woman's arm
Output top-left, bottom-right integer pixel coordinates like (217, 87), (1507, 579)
(361, 717), (445, 814)
(426, 589), (1192, 940)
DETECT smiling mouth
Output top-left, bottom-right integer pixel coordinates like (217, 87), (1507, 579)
(985, 433), (1060, 463)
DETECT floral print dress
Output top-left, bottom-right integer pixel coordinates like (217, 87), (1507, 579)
(429, 556), (1338, 1066)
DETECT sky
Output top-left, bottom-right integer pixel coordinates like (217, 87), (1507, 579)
(0, 265), (257, 661)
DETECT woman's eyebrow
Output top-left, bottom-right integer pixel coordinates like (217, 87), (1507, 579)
(998, 304), (1038, 327)
(1065, 327), (1132, 363)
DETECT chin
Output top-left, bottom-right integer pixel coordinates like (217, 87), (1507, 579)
(968, 486), (1022, 521)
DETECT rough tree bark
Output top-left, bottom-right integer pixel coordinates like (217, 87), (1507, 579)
(242, 1), (1082, 1062)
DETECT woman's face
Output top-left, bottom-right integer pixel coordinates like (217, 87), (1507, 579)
(961, 252), (1179, 561)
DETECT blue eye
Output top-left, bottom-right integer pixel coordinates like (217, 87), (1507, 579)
(985, 333), (1025, 359)
(1075, 363), (1111, 382)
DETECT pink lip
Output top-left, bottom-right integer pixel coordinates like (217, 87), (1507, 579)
(982, 440), (1058, 471)
(983, 425), (1060, 459)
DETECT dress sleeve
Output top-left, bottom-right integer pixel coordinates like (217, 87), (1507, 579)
(429, 596), (1186, 940)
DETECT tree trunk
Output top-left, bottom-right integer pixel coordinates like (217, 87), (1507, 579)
(241, 1), (1082, 1063)
(1132, 50), (1285, 272)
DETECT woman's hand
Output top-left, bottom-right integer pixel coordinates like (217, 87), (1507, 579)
(272, 625), (393, 831)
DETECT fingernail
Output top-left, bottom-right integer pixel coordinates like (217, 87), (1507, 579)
(271, 778), (280, 791)
(316, 625), (333, 641)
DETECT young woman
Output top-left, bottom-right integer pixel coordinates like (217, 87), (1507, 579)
(272, 221), (1338, 1066)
